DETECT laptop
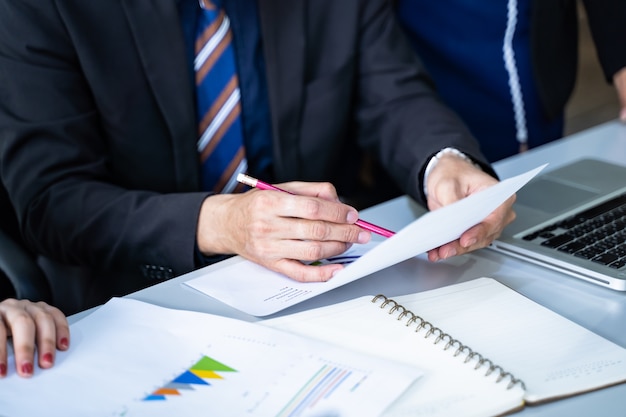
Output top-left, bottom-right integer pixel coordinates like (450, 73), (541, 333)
(490, 158), (626, 291)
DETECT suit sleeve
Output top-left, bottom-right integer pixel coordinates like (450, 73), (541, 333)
(352, 0), (494, 204)
(0, 0), (204, 277)
(583, 0), (626, 82)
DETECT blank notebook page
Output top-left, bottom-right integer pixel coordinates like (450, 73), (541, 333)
(392, 277), (626, 403)
(263, 278), (626, 416)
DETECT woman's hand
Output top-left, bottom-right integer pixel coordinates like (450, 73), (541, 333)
(0, 299), (70, 378)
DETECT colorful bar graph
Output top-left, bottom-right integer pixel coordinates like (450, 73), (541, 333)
(143, 355), (236, 401)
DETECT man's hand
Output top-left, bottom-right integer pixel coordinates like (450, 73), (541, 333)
(424, 153), (516, 261)
(196, 182), (371, 282)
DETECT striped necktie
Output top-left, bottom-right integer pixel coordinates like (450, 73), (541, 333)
(195, 0), (247, 193)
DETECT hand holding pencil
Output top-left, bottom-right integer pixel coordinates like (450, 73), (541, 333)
(237, 174), (395, 238)
(195, 176), (393, 283)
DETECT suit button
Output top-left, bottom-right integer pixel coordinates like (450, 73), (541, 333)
(141, 265), (174, 280)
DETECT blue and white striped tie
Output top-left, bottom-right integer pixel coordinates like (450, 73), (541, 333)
(195, 0), (247, 193)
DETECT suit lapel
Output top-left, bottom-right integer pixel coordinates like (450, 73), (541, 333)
(121, 0), (199, 188)
(258, 0), (306, 179)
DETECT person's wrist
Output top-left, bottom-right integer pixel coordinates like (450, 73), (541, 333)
(196, 193), (235, 256)
(423, 148), (474, 197)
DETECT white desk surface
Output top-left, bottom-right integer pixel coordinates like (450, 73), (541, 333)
(75, 120), (626, 416)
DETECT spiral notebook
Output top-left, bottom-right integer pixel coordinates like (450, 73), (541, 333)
(262, 278), (626, 417)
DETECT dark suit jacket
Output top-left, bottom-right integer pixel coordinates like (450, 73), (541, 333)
(0, 0), (489, 314)
(532, 0), (626, 120)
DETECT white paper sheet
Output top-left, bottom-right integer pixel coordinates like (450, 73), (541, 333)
(184, 165), (546, 316)
(0, 298), (420, 417)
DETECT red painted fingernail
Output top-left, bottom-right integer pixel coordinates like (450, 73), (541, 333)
(21, 362), (33, 375)
(43, 352), (54, 365)
(60, 337), (69, 349)
(0, 363), (7, 377)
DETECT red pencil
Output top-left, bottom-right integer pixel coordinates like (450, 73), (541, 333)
(237, 173), (395, 238)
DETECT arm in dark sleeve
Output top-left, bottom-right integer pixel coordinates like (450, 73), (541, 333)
(583, 0), (626, 82)
(351, 0), (495, 205)
(0, 0), (204, 278)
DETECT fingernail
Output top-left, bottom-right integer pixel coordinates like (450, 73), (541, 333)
(0, 363), (6, 377)
(357, 231), (370, 244)
(21, 362), (33, 376)
(621, 108), (626, 122)
(60, 337), (69, 349)
(465, 238), (477, 248)
(43, 352), (54, 365)
(444, 248), (457, 258)
(346, 210), (359, 223)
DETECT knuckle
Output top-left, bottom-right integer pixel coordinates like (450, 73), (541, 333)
(251, 191), (275, 211)
(12, 311), (34, 328)
(289, 269), (309, 282)
(31, 308), (51, 321)
(303, 242), (324, 261)
(248, 218), (272, 236)
(39, 335), (57, 349)
(245, 239), (271, 259)
(3, 298), (19, 307)
(302, 199), (323, 218)
(292, 266), (332, 283)
(309, 221), (330, 240)
(320, 182), (337, 195)
(343, 226), (361, 242)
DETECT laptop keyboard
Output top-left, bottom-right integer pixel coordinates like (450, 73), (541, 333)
(522, 193), (626, 270)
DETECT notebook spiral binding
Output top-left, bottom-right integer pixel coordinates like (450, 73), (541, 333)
(372, 294), (526, 391)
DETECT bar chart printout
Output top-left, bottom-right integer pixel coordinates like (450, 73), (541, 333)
(122, 347), (389, 417)
(0, 298), (420, 417)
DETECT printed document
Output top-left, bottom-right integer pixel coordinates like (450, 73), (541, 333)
(184, 165), (545, 315)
